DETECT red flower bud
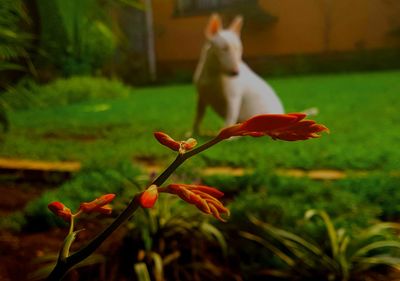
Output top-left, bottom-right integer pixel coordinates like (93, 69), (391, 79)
(154, 132), (180, 151)
(80, 194), (116, 214)
(94, 205), (113, 215)
(154, 132), (198, 153)
(48, 201), (72, 222)
(139, 185), (159, 208)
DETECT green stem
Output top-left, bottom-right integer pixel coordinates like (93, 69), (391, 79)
(68, 216), (75, 235)
(46, 136), (223, 281)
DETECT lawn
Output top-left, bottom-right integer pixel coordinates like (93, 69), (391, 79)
(2, 70), (399, 172)
(2, 70), (400, 281)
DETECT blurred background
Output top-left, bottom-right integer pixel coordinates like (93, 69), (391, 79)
(1, 1), (400, 281)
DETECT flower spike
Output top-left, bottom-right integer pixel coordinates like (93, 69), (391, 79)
(48, 202), (72, 222)
(160, 184), (229, 222)
(218, 113), (329, 141)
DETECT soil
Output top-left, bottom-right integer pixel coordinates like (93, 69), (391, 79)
(0, 183), (120, 281)
(0, 183), (65, 281)
(0, 228), (66, 281)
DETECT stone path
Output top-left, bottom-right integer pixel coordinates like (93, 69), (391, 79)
(136, 161), (360, 180)
(0, 157), (398, 181)
(0, 158), (81, 172)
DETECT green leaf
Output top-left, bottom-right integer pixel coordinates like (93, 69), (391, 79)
(28, 263), (57, 281)
(163, 251), (181, 266)
(305, 210), (339, 259)
(360, 223), (400, 240)
(76, 254), (105, 267)
(353, 255), (400, 272)
(30, 254), (58, 264)
(149, 252), (164, 281)
(134, 262), (152, 281)
(0, 62), (25, 71)
(352, 241), (400, 259)
(257, 269), (292, 278)
(250, 215), (324, 257)
(200, 222), (228, 257)
(240, 231), (295, 267)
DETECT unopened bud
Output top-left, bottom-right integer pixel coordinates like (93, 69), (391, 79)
(48, 201), (72, 222)
(154, 132), (180, 151)
(139, 185), (159, 208)
(80, 194), (116, 214)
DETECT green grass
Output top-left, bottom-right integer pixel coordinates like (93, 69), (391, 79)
(2, 70), (400, 171)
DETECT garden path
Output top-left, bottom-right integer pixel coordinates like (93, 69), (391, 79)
(2, 157), (399, 181)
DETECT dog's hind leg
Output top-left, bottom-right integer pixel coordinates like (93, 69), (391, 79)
(193, 98), (207, 135)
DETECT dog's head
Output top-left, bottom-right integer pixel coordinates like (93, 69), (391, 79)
(205, 14), (243, 77)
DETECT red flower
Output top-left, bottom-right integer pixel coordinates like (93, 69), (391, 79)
(48, 201), (72, 222)
(161, 184), (229, 222)
(79, 194), (116, 214)
(139, 185), (159, 208)
(218, 113), (329, 141)
(154, 132), (197, 153)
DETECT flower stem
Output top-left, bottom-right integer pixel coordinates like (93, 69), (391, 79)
(68, 216), (75, 235)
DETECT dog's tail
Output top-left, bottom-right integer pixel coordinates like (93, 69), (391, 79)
(301, 107), (319, 117)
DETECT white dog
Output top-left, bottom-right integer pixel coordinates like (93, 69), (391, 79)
(193, 14), (285, 135)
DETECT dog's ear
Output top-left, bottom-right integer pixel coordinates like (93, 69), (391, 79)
(205, 13), (222, 39)
(229, 15), (243, 36)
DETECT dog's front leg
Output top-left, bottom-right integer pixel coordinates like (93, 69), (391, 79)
(224, 96), (241, 127)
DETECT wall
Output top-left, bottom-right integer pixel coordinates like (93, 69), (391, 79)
(152, 0), (400, 68)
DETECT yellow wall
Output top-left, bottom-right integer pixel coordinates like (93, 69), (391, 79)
(152, 0), (400, 63)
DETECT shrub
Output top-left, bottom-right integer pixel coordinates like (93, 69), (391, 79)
(2, 76), (131, 110)
(36, 0), (117, 76)
(0, 0), (32, 74)
(61, 21), (117, 76)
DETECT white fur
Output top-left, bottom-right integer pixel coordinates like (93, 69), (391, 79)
(193, 14), (284, 134)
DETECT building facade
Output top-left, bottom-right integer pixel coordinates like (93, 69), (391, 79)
(151, 0), (400, 78)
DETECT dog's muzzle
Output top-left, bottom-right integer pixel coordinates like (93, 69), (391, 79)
(226, 70), (239, 76)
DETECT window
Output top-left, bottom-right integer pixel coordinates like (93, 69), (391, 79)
(175, 0), (257, 16)
(173, 0), (277, 25)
